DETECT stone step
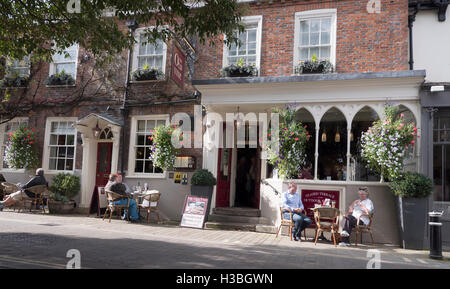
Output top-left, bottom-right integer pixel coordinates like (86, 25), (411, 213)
(213, 207), (261, 217)
(204, 221), (278, 234)
(208, 213), (271, 225)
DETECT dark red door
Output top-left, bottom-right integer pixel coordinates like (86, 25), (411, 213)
(96, 143), (113, 187)
(216, 148), (232, 207)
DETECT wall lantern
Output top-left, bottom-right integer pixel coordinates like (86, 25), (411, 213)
(92, 120), (101, 139)
(321, 130), (327, 142)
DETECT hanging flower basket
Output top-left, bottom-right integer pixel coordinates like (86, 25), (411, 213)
(264, 105), (311, 179)
(361, 105), (418, 182)
(148, 124), (182, 170)
(4, 125), (40, 170)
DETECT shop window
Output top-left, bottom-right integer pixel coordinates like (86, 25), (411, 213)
(350, 106), (380, 181)
(318, 107), (347, 181)
(433, 108), (450, 204)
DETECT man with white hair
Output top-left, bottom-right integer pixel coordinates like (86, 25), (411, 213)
(0, 168), (48, 210)
(281, 182), (312, 241)
(339, 187), (374, 246)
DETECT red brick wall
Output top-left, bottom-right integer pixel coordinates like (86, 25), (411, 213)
(194, 0), (409, 79)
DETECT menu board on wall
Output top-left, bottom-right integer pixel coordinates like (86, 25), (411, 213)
(301, 189), (340, 225)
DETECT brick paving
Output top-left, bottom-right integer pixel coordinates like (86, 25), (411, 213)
(0, 211), (449, 269)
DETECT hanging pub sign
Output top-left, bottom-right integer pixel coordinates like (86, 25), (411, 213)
(301, 189), (340, 225)
(180, 195), (209, 229)
(171, 45), (185, 88)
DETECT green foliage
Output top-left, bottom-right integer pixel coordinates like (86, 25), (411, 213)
(46, 70), (75, 86)
(50, 173), (80, 203)
(389, 172), (433, 198)
(131, 66), (164, 81)
(0, 1), (246, 61)
(4, 125), (39, 170)
(191, 169), (217, 187)
(149, 124), (180, 170)
(222, 58), (257, 77)
(265, 105), (311, 179)
(361, 105), (418, 181)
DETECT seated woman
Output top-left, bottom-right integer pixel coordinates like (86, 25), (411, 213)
(105, 174), (140, 222)
(339, 187), (374, 247)
(0, 168), (47, 210)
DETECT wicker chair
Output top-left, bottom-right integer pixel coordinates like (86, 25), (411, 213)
(103, 190), (130, 222)
(313, 207), (340, 247)
(276, 207), (307, 241)
(353, 212), (375, 246)
(2, 182), (20, 211)
(18, 185), (48, 213)
(138, 191), (161, 223)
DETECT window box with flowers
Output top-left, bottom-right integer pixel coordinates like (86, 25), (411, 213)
(294, 54), (333, 74)
(264, 105), (311, 179)
(4, 125), (39, 171)
(0, 74), (30, 88)
(131, 64), (165, 82)
(222, 58), (257, 78)
(46, 70), (75, 86)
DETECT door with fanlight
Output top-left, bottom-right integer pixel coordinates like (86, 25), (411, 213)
(96, 143), (113, 187)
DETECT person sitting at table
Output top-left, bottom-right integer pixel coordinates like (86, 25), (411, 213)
(281, 182), (312, 241)
(339, 187), (374, 247)
(105, 173), (140, 222)
(0, 168), (48, 210)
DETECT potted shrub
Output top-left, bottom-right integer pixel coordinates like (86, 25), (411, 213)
(222, 58), (257, 77)
(131, 63), (165, 81)
(390, 172), (434, 249)
(190, 169), (217, 221)
(294, 54), (333, 74)
(48, 173), (80, 214)
(46, 70), (75, 86)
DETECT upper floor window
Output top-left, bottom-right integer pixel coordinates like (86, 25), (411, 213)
(0, 118), (28, 171)
(50, 44), (79, 79)
(294, 9), (337, 66)
(132, 28), (167, 74)
(223, 16), (262, 72)
(6, 56), (30, 77)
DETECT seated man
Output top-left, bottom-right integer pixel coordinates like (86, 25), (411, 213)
(339, 187), (374, 247)
(105, 174), (139, 222)
(282, 182), (312, 241)
(0, 168), (47, 210)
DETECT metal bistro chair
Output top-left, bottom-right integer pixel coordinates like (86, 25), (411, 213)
(353, 212), (375, 246)
(18, 185), (48, 213)
(313, 207), (340, 247)
(103, 190), (130, 222)
(138, 191), (161, 224)
(276, 207), (307, 241)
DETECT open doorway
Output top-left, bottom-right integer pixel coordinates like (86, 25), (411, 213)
(234, 148), (260, 208)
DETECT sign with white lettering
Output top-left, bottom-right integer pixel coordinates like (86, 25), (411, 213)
(180, 195), (208, 229)
(301, 189), (340, 225)
(171, 45), (185, 88)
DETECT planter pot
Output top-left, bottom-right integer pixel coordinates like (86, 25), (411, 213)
(190, 185), (214, 222)
(396, 197), (428, 249)
(48, 199), (75, 214)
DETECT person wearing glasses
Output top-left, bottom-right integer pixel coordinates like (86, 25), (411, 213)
(339, 187), (374, 247)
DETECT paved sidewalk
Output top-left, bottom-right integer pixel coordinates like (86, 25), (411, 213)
(0, 211), (449, 269)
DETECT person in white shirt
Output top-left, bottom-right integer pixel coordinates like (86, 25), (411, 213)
(339, 187), (374, 246)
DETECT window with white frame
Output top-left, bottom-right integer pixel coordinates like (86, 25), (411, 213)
(6, 56), (30, 77)
(50, 44), (79, 78)
(0, 118), (28, 170)
(223, 16), (262, 69)
(133, 28), (167, 74)
(129, 116), (168, 176)
(45, 120), (77, 171)
(294, 9), (336, 64)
